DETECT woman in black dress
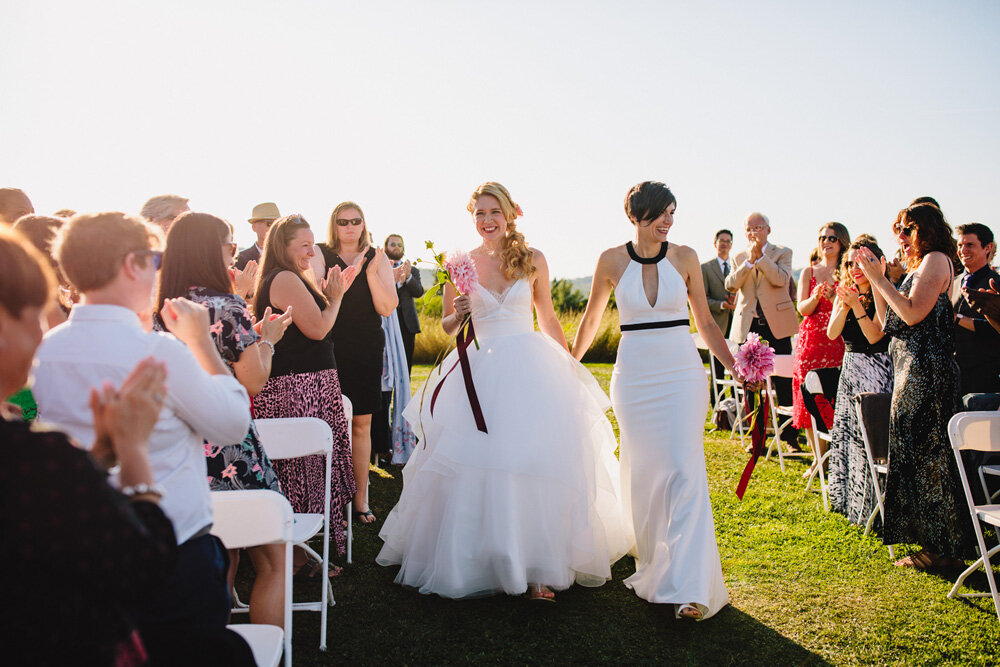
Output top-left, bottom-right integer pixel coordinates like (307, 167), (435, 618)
(858, 203), (975, 568)
(319, 201), (397, 523)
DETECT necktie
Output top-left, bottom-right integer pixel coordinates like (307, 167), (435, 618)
(722, 261), (729, 277)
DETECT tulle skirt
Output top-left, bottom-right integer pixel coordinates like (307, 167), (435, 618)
(376, 330), (634, 598)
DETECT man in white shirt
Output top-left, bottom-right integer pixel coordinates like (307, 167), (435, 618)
(33, 212), (250, 630)
(701, 229), (735, 405)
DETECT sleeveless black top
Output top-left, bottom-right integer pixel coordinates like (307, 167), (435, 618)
(841, 298), (889, 355)
(257, 269), (337, 377)
(318, 245), (384, 342)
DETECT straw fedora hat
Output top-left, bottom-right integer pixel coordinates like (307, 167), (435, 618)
(249, 202), (280, 223)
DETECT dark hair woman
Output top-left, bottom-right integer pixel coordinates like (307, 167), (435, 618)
(825, 235), (894, 525)
(792, 221), (850, 478)
(319, 201), (397, 524)
(252, 214), (359, 569)
(856, 203), (975, 568)
(153, 210), (292, 628)
(0, 228), (179, 665)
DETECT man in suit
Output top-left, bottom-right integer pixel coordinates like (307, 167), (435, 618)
(952, 222), (1000, 397)
(235, 202), (280, 270)
(386, 234), (423, 372)
(725, 212), (799, 444)
(701, 228), (736, 406)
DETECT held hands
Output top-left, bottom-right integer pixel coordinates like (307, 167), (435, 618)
(233, 260), (258, 298)
(89, 357), (167, 469)
(748, 232), (765, 263)
(452, 294), (472, 318)
(160, 297), (213, 346)
(322, 265), (360, 302)
(257, 306), (293, 344)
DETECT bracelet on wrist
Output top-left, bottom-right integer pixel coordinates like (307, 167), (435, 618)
(121, 482), (166, 500)
(259, 339), (276, 355)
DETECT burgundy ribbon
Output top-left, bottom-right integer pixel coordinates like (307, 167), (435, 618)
(735, 390), (770, 500)
(430, 319), (488, 433)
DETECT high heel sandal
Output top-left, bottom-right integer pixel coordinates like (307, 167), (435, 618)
(676, 603), (702, 620)
(526, 584), (556, 602)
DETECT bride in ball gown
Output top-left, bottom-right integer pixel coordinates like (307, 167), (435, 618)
(573, 181), (739, 620)
(377, 182), (633, 601)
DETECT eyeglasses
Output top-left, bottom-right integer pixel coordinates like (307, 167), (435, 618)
(818, 235), (839, 243)
(134, 250), (163, 270)
(336, 218), (364, 227)
(386, 241), (404, 249)
(223, 242), (238, 257)
(844, 261), (855, 268)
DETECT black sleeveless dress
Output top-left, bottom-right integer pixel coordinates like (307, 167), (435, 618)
(319, 245), (385, 415)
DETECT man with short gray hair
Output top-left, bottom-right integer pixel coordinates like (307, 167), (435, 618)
(140, 194), (190, 233)
(725, 212), (798, 445)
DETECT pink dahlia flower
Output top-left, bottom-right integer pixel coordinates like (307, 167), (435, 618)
(444, 250), (479, 295)
(733, 332), (775, 384)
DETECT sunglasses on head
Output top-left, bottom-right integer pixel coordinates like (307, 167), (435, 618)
(818, 234), (839, 243)
(336, 218), (364, 227)
(134, 250), (163, 270)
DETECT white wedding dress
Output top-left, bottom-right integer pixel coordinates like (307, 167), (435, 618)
(377, 278), (633, 598)
(610, 244), (729, 619)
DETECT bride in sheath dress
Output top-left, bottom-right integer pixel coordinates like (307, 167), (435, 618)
(573, 181), (737, 620)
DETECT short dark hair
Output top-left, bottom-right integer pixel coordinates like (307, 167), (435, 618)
(624, 181), (675, 225)
(384, 233), (403, 248)
(955, 222), (994, 248)
(714, 229), (733, 241)
(910, 196), (940, 210)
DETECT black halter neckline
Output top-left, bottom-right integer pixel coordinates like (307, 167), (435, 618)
(626, 241), (668, 265)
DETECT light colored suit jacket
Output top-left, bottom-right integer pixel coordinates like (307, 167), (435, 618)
(701, 257), (732, 335)
(724, 243), (798, 342)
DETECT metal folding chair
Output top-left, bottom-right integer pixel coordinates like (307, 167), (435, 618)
(764, 354), (795, 472)
(853, 392), (894, 559)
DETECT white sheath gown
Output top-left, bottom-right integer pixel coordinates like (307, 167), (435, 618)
(610, 244), (729, 619)
(377, 278), (633, 598)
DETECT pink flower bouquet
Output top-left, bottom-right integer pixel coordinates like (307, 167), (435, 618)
(733, 332), (776, 500)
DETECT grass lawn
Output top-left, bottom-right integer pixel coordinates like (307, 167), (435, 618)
(245, 363), (999, 665)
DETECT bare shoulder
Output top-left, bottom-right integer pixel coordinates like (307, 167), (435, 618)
(271, 269), (301, 289)
(598, 244), (629, 269)
(529, 246), (547, 266)
(668, 243), (700, 268)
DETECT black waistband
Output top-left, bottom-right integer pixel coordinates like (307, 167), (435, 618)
(620, 319), (689, 332)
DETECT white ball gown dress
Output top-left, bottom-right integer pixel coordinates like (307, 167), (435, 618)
(610, 242), (729, 619)
(377, 278), (633, 598)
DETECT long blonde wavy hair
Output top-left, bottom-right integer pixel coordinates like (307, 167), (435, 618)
(468, 182), (535, 281)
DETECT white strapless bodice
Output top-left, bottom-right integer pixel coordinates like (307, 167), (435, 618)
(469, 279), (534, 339)
(615, 259), (689, 327)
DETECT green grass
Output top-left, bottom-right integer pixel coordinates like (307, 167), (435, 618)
(240, 363), (999, 665)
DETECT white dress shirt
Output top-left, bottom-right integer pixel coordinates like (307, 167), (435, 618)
(32, 305), (251, 543)
(716, 256), (730, 274)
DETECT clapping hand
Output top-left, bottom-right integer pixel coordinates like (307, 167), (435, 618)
(816, 281), (835, 301)
(886, 256), (905, 284)
(748, 232), (765, 263)
(964, 277), (1000, 321)
(854, 247), (886, 283)
(258, 305), (293, 344)
(393, 260), (412, 284)
(89, 357), (167, 469)
(160, 297), (212, 346)
(367, 248), (386, 276)
(722, 293), (737, 311)
(321, 265), (360, 301)
(835, 282), (860, 309)
(234, 260), (258, 298)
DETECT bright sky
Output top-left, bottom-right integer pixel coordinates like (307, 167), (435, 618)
(3, 0), (998, 279)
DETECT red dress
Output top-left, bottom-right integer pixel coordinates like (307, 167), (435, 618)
(792, 274), (845, 428)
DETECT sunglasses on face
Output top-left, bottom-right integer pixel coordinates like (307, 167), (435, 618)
(899, 225), (915, 236)
(818, 235), (839, 243)
(134, 250), (164, 270)
(223, 242), (238, 257)
(251, 219), (275, 227)
(387, 241), (403, 248)
(336, 218), (364, 227)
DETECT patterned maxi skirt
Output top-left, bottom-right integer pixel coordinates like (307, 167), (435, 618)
(827, 350), (893, 525)
(253, 368), (356, 555)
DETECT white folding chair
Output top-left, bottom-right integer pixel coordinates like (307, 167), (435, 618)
(945, 411), (1000, 622)
(253, 417), (334, 651)
(802, 371), (832, 510)
(211, 490), (294, 667)
(764, 354), (795, 472)
(853, 392), (895, 559)
(979, 464), (1000, 504)
(342, 394), (354, 565)
(717, 338), (747, 446)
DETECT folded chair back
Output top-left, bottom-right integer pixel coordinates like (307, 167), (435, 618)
(854, 392), (891, 461)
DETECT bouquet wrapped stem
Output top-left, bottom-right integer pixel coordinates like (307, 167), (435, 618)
(732, 332), (776, 500)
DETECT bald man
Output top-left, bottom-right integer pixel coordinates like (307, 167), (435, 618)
(0, 188), (34, 225)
